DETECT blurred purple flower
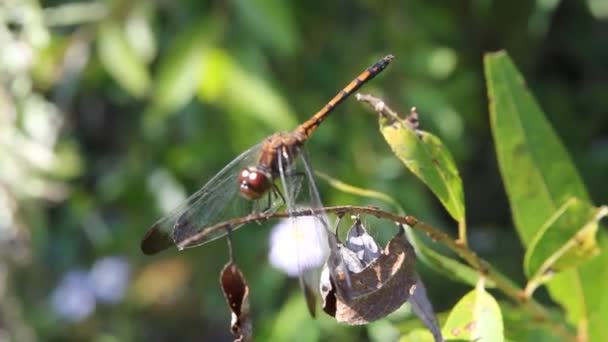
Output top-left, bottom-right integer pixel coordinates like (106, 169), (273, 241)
(268, 216), (329, 277)
(51, 270), (96, 322)
(88, 256), (130, 304)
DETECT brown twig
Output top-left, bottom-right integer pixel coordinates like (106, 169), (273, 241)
(179, 205), (573, 341)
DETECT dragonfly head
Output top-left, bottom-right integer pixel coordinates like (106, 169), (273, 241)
(239, 166), (272, 200)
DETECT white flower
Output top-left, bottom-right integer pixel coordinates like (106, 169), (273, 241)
(268, 215), (330, 277)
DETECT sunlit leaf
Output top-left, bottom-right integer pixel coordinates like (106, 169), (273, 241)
(484, 50), (608, 339)
(97, 20), (150, 98)
(151, 21), (219, 115)
(442, 285), (504, 342)
(225, 59), (297, 131)
(379, 115), (465, 224)
(525, 198), (606, 279)
(197, 48), (297, 131)
(197, 48), (231, 102)
(125, 2), (157, 64)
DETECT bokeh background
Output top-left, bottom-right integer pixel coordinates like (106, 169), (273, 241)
(1, 0), (607, 341)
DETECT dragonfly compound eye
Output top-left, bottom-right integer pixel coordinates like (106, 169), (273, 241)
(238, 167), (272, 200)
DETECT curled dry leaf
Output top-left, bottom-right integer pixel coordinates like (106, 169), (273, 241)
(220, 262), (252, 342)
(321, 220), (417, 325)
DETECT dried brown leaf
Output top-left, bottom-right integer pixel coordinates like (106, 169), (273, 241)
(322, 226), (417, 324)
(220, 262), (252, 342)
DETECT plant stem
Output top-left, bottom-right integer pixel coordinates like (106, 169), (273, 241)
(179, 205), (574, 341)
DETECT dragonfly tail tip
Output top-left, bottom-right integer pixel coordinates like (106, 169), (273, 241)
(141, 224), (173, 255)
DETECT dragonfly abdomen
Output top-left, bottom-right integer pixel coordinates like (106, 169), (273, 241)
(296, 54), (394, 138)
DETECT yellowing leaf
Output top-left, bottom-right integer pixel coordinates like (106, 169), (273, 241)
(525, 198), (606, 281)
(380, 119), (465, 223)
(442, 285), (504, 342)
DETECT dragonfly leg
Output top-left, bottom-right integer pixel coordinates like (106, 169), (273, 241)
(277, 171), (305, 209)
(332, 214), (345, 236)
(269, 184), (285, 211)
(225, 225), (235, 262)
(269, 170), (305, 211)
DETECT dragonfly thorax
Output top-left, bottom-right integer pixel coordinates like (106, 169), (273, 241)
(238, 166), (273, 200)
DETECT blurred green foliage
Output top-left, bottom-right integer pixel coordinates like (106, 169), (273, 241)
(1, 0), (607, 341)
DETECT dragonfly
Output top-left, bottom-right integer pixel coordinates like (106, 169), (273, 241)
(141, 54), (394, 256)
(141, 56), (394, 314)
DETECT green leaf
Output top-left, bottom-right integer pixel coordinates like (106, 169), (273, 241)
(197, 48), (297, 131)
(197, 48), (231, 103)
(151, 21), (219, 115)
(315, 171), (402, 210)
(525, 197), (606, 279)
(259, 293), (322, 341)
(379, 119), (465, 224)
(442, 285), (504, 342)
(500, 301), (570, 342)
(484, 51), (590, 245)
(484, 50), (608, 339)
(124, 2), (157, 64)
(415, 244), (493, 288)
(233, 0), (298, 55)
(398, 329), (436, 342)
(97, 20), (150, 98)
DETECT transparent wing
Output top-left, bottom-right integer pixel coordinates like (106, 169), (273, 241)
(298, 148), (353, 302)
(141, 142), (281, 255)
(277, 146), (331, 316)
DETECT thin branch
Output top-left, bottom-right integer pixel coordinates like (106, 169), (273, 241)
(179, 205), (574, 341)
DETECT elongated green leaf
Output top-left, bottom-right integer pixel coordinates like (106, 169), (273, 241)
(125, 2), (157, 64)
(415, 244), (492, 288)
(151, 21), (219, 115)
(379, 120), (465, 223)
(224, 59), (297, 131)
(525, 197), (606, 279)
(500, 301), (568, 342)
(484, 51), (608, 339)
(442, 285), (504, 342)
(485, 51), (590, 244)
(97, 20), (150, 97)
(233, 0), (298, 55)
(196, 48), (297, 131)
